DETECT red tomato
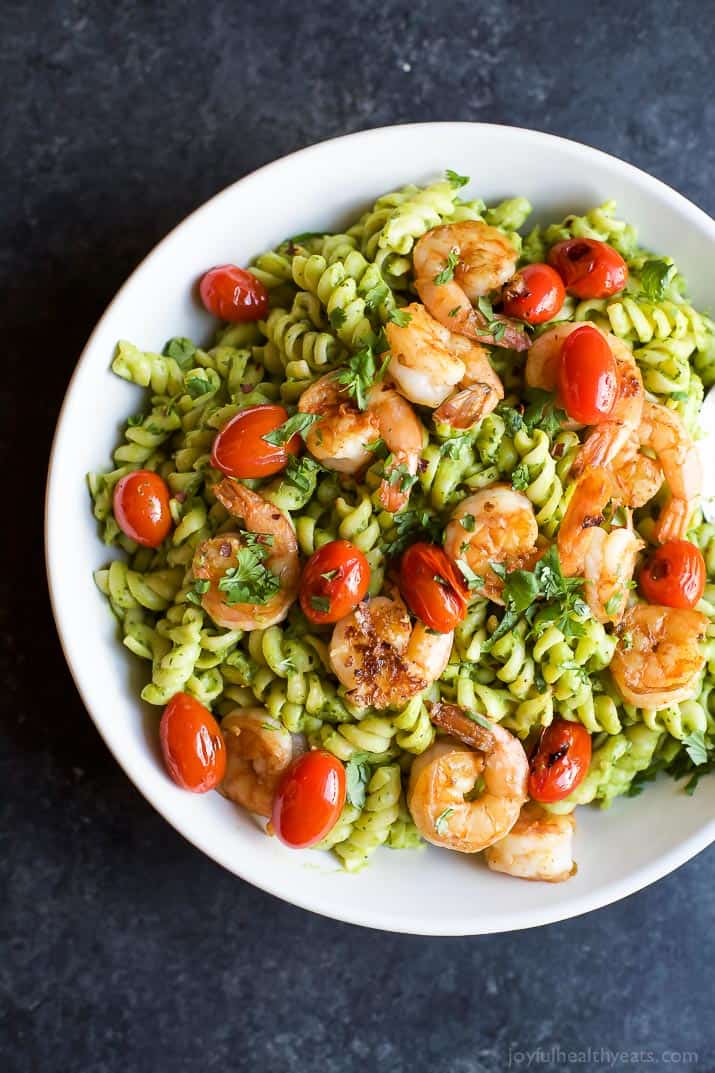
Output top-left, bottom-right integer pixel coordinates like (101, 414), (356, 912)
(160, 692), (226, 793)
(548, 238), (628, 299)
(113, 469), (172, 547)
(272, 750), (346, 848)
(399, 542), (468, 633)
(199, 264), (269, 322)
(501, 263), (566, 325)
(210, 404), (301, 479)
(639, 540), (706, 609)
(299, 540), (371, 624)
(528, 720), (592, 803)
(558, 324), (618, 424)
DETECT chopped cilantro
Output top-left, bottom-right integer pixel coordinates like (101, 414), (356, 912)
(262, 412), (319, 446)
(476, 296), (507, 342)
(386, 460), (417, 494)
(345, 758), (371, 809)
(461, 513), (476, 532)
(456, 559), (484, 591)
(217, 540), (280, 606)
(126, 414), (144, 427)
(310, 594), (331, 614)
(463, 774), (486, 801)
(365, 437), (386, 454)
(336, 344), (385, 411)
(382, 509), (443, 557)
(448, 305), (462, 318)
(434, 248), (460, 285)
(320, 569), (338, 582)
(388, 308), (412, 327)
(364, 281), (390, 311)
(640, 258), (676, 302)
(284, 454), (322, 493)
(683, 729), (708, 767)
(434, 807), (454, 835)
(329, 307), (347, 330)
(523, 389), (566, 437)
(163, 336), (197, 369)
(446, 169), (469, 188)
(185, 376), (213, 399)
(604, 592), (623, 616)
(439, 435), (469, 459)
(497, 404), (526, 436)
(185, 578), (210, 606)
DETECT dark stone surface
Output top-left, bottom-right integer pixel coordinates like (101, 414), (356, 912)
(2, 2), (714, 1070)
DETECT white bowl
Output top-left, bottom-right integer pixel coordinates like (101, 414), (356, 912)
(46, 123), (715, 934)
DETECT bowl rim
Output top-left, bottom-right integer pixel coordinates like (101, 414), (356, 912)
(45, 121), (715, 935)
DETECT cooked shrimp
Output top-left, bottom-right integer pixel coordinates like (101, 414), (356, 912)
(385, 302), (504, 429)
(612, 443), (664, 509)
(298, 372), (424, 512)
(526, 322), (644, 471)
(557, 467), (643, 624)
(221, 709), (294, 817)
(638, 402), (702, 542)
(406, 702), (528, 853)
(329, 594), (453, 709)
(443, 486), (539, 602)
(485, 802), (576, 882)
(611, 603), (707, 708)
(192, 481), (299, 630)
(412, 222), (528, 350)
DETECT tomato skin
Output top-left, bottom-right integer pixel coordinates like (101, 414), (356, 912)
(299, 540), (371, 624)
(399, 542), (468, 633)
(528, 720), (592, 803)
(210, 405), (301, 478)
(113, 469), (172, 547)
(558, 324), (618, 424)
(501, 263), (566, 325)
(160, 692), (226, 793)
(639, 540), (706, 609)
(272, 750), (346, 848)
(199, 264), (269, 322)
(548, 238), (628, 299)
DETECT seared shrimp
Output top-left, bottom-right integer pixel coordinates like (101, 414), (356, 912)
(386, 302), (504, 428)
(444, 486), (539, 602)
(298, 373), (423, 512)
(526, 322), (644, 471)
(611, 604), (707, 708)
(485, 802), (576, 883)
(329, 595), (453, 709)
(412, 222), (528, 350)
(638, 402), (701, 542)
(192, 481), (299, 629)
(221, 709), (295, 817)
(557, 468), (643, 624)
(407, 702), (528, 853)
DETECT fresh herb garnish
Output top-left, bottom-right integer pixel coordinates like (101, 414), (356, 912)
(164, 337), (197, 369)
(448, 305), (462, 318)
(683, 729), (708, 767)
(434, 248), (460, 285)
(336, 344), (385, 410)
(217, 537), (280, 606)
(185, 375), (214, 399)
(446, 169), (469, 188)
(522, 389), (567, 437)
(640, 258), (676, 302)
(497, 404), (526, 436)
(186, 578), (210, 606)
(386, 459), (418, 494)
(126, 414), (144, 427)
(329, 307), (347, 330)
(365, 437), (386, 454)
(262, 412), (319, 446)
(364, 281), (390, 311)
(604, 592), (623, 616)
(463, 774), (486, 801)
(461, 513), (476, 532)
(310, 594), (331, 614)
(388, 308), (412, 327)
(284, 454), (322, 493)
(345, 758), (371, 809)
(434, 807), (454, 835)
(476, 296), (507, 343)
(456, 559), (484, 591)
(320, 569), (338, 582)
(382, 509), (443, 557)
(439, 435), (469, 459)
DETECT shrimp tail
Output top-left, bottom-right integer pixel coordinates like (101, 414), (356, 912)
(434, 382), (503, 431)
(415, 278), (530, 351)
(428, 702), (496, 752)
(654, 500), (691, 543)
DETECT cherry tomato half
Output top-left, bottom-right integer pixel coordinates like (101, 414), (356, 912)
(528, 719), (592, 804)
(272, 750), (346, 848)
(299, 540), (371, 624)
(199, 264), (269, 322)
(113, 469), (172, 547)
(639, 540), (706, 609)
(160, 692), (226, 793)
(548, 238), (628, 299)
(399, 542), (468, 633)
(210, 404), (301, 479)
(501, 263), (566, 325)
(558, 324), (618, 424)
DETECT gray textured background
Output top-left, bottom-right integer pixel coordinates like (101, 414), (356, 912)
(3, 1), (714, 1070)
